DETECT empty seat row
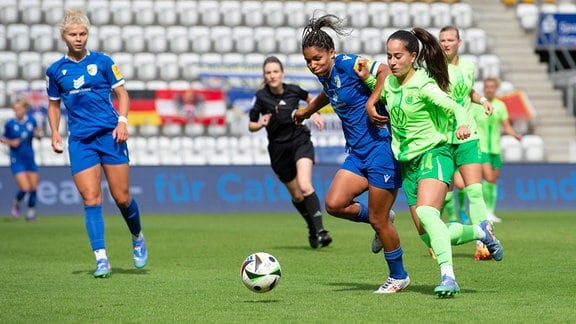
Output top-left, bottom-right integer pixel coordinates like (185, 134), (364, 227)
(515, 2), (576, 30)
(0, 1), (473, 29)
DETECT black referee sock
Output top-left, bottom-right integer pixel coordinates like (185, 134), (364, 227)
(292, 200), (315, 235)
(303, 192), (325, 234)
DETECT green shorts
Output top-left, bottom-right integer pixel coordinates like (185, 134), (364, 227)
(452, 139), (481, 167)
(481, 152), (503, 169)
(400, 144), (456, 206)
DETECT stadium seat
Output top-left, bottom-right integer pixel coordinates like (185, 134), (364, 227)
(478, 54), (501, 79)
(42, 0), (65, 25)
(122, 25), (145, 53)
(430, 3), (452, 28)
(501, 134), (523, 162)
(211, 26), (234, 54)
(255, 27), (277, 54)
(284, 1), (306, 28)
(111, 52), (134, 80)
(233, 26), (256, 54)
(200, 53), (223, 66)
(465, 28), (488, 55)
(154, 0), (178, 26)
(0, 1), (19, 25)
(19, 0), (42, 25)
(99, 25), (123, 53)
(368, 2), (390, 29)
(145, 26), (168, 53)
(18, 51), (43, 80)
(263, 1), (285, 27)
(179, 53), (201, 80)
(7, 24), (30, 52)
(86, 0), (111, 25)
(168, 80), (191, 90)
(498, 81), (515, 95)
(342, 31), (363, 54)
(132, 0), (155, 26)
(125, 80), (146, 91)
(516, 4), (539, 31)
(146, 80), (168, 90)
(389, 2), (411, 28)
(325, 2), (348, 23)
(0, 51), (19, 80)
(222, 52), (245, 66)
(304, 1), (327, 22)
(230, 136), (255, 165)
(30, 24), (55, 52)
(167, 26), (190, 54)
(156, 53), (180, 81)
(251, 136), (270, 165)
(86, 25), (100, 51)
(460, 54), (480, 79)
(133, 53), (157, 81)
(557, 3), (576, 13)
(0, 80), (7, 107)
(242, 1), (264, 28)
(410, 3), (432, 28)
(451, 3), (474, 29)
(139, 123), (160, 137)
(275, 27), (298, 55)
(184, 122), (205, 137)
(190, 26), (212, 54)
(5, 80), (30, 103)
(220, 0), (243, 27)
(110, 0), (132, 26)
(198, 0), (221, 26)
(0, 25), (6, 51)
(361, 28), (385, 55)
(347, 2), (369, 29)
(177, 0), (198, 26)
(521, 134), (545, 161)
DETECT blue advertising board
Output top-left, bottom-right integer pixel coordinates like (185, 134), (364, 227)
(536, 13), (576, 49)
(0, 164), (574, 216)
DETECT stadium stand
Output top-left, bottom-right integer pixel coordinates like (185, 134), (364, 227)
(2, 0), (576, 166)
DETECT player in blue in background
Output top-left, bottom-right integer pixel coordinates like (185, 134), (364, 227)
(1, 98), (40, 221)
(293, 14), (409, 294)
(46, 9), (146, 278)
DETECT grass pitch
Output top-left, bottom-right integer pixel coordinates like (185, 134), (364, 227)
(1, 211), (575, 323)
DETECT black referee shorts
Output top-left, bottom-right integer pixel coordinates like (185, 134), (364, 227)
(268, 133), (315, 183)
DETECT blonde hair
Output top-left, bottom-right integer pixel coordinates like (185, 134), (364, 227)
(13, 98), (31, 111)
(59, 8), (90, 34)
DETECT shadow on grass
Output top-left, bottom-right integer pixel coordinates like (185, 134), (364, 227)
(72, 268), (150, 276)
(242, 299), (281, 304)
(328, 281), (477, 296)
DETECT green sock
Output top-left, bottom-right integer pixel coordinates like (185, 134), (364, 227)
(442, 191), (456, 222)
(483, 181), (497, 214)
(465, 183), (487, 225)
(457, 188), (467, 213)
(446, 222), (477, 245)
(416, 206), (452, 266)
(420, 232), (431, 248)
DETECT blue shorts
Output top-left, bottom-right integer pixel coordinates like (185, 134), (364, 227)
(10, 155), (38, 175)
(68, 131), (130, 175)
(341, 141), (402, 190)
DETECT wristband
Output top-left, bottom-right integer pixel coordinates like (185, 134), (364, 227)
(118, 116), (128, 124)
(480, 97), (488, 104)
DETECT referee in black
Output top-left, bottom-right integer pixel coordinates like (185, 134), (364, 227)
(249, 56), (332, 248)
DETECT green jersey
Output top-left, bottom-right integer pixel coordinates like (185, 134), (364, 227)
(472, 98), (509, 154)
(444, 57), (479, 144)
(365, 68), (468, 162)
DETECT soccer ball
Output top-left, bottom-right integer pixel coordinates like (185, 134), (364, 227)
(240, 252), (282, 293)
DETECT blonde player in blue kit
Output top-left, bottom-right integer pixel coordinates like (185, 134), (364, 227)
(294, 14), (409, 294)
(1, 98), (40, 221)
(46, 9), (147, 278)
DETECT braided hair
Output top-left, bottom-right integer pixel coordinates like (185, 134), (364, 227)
(387, 27), (450, 92)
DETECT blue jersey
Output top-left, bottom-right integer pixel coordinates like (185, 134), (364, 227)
(317, 53), (390, 157)
(3, 115), (37, 161)
(46, 51), (124, 140)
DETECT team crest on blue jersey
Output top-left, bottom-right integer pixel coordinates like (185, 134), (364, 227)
(73, 75), (85, 89)
(87, 64), (97, 76)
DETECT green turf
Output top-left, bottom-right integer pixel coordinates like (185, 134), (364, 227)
(1, 211), (575, 323)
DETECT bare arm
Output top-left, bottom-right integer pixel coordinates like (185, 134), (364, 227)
(293, 91), (329, 124)
(501, 118), (522, 141)
(112, 84), (130, 143)
(47, 100), (63, 153)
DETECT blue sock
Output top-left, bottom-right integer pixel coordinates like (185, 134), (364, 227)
(384, 247), (408, 279)
(27, 191), (37, 208)
(15, 190), (26, 202)
(351, 202), (370, 223)
(85, 205), (105, 251)
(119, 199), (142, 237)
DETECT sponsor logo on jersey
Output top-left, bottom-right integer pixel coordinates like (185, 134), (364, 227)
(73, 75), (85, 89)
(112, 64), (123, 80)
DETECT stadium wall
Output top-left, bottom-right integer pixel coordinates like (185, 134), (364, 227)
(1, 164), (575, 216)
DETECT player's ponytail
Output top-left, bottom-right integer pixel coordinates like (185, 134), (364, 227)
(302, 13), (350, 51)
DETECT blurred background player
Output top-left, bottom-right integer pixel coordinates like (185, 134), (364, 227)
(248, 56), (332, 248)
(1, 98), (40, 221)
(439, 25), (498, 258)
(294, 14), (409, 294)
(46, 9), (147, 278)
(473, 76), (522, 224)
